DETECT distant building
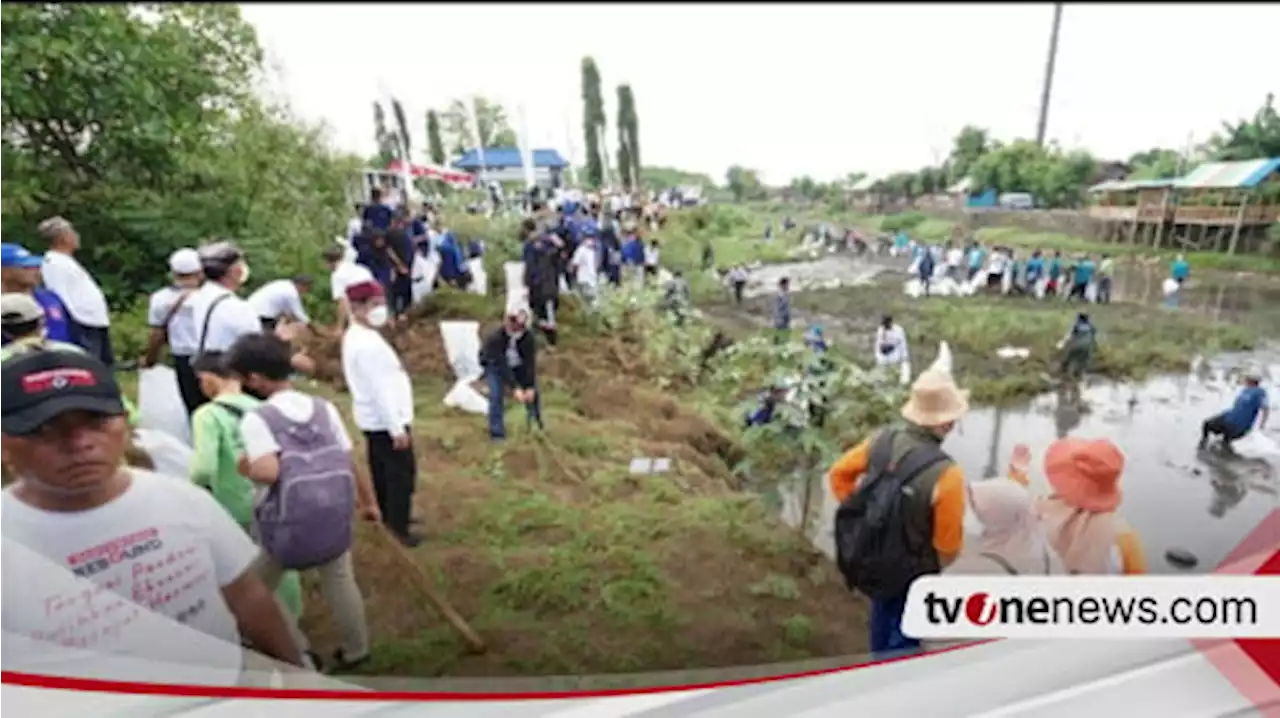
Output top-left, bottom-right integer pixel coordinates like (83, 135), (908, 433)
(453, 147), (569, 187)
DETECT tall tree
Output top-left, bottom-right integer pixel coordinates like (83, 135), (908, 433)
(372, 101), (397, 166)
(616, 84), (638, 190)
(725, 165), (763, 202)
(1203, 93), (1280, 162)
(948, 125), (992, 183)
(390, 97), (410, 159)
(426, 110), (446, 165)
(440, 97), (516, 156)
(619, 84), (640, 184)
(581, 56), (605, 188)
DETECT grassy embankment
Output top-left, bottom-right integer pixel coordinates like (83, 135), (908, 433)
(116, 205), (876, 683)
(714, 275), (1256, 405)
(844, 211), (1280, 275)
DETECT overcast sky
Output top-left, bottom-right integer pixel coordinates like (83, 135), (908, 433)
(242, 3), (1280, 185)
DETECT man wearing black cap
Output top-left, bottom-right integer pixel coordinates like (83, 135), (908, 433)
(1, 350), (303, 676)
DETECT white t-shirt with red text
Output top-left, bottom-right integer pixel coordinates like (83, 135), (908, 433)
(1, 470), (259, 685)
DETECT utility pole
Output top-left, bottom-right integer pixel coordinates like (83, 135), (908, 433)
(1034, 2), (1064, 148)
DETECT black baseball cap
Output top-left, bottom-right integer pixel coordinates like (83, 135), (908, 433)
(1, 350), (126, 436)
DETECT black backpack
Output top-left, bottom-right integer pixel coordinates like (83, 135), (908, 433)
(834, 430), (951, 600)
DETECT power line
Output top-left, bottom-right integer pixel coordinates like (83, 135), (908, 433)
(1035, 3), (1064, 147)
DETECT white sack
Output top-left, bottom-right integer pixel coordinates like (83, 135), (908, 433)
(132, 428), (195, 480)
(1085, 282), (1099, 303)
(438, 320), (488, 415)
(1162, 278), (1180, 297)
(466, 257), (488, 296)
(1034, 276), (1049, 299)
(136, 366), (190, 447)
(411, 252), (439, 305)
(1232, 431), (1280, 461)
(504, 261), (529, 316)
(1001, 267), (1014, 295)
(899, 361), (912, 386)
(928, 341), (954, 376)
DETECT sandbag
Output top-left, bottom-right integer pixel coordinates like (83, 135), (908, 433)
(132, 428), (195, 480)
(411, 252), (439, 305)
(1085, 282), (1098, 303)
(466, 257), (488, 296)
(1232, 431), (1280, 461)
(1001, 267), (1014, 295)
(1034, 276), (1049, 299)
(438, 320), (487, 415)
(136, 367), (191, 447)
(928, 341), (953, 375)
(1162, 278), (1180, 297)
(899, 361), (912, 386)
(504, 261), (529, 316)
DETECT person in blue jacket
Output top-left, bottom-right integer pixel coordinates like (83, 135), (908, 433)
(745, 385), (788, 428)
(1046, 251), (1064, 296)
(1025, 250), (1045, 288)
(1200, 371), (1269, 454)
(1, 243), (74, 344)
(436, 229), (469, 289)
(1171, 254), (1190, 285)
(621, 228), (646, 283)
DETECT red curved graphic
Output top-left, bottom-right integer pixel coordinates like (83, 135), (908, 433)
(1, 641), (989, 701)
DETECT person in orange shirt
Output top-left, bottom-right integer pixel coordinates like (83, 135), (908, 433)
(1036, 438), (1147, 575)
(829, 367), (969, 655)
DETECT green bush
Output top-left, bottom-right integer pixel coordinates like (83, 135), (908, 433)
(879, 211), (928, 233)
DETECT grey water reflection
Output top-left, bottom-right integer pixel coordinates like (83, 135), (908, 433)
(781, 351), (1280, 573)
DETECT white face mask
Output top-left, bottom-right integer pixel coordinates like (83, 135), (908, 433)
(237, 261), (251, 285)
(365, 305), (389, 328)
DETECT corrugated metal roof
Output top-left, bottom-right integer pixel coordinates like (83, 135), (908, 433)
(453, 147), (568, 170)
(1174, 157), (1280, 189)
(849, 176), (878, 192)
(1088, 178), (1180, 193)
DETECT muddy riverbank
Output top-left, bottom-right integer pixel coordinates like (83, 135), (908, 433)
(775, 349), (1280, 573)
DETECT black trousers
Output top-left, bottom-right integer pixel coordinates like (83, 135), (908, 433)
(530, 292), (559, 346)
(76, 323), (115, 368)
(172, 355), (207, 417)
(1202, 413), (1247, 444)
(363, 429), (417, 536)
(732, 280), (746, 304)
(391, 274), (413, 316)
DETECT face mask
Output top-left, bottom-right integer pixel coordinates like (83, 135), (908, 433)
(238, 262), (251, 285)
(366, 305), (389, 328)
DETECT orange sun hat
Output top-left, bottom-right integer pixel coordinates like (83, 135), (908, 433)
(1044, 437), (1125, 513)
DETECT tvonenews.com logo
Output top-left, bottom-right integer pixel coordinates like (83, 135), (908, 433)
(926, 591), (1258, 627)
(900, 576), (1280, 640)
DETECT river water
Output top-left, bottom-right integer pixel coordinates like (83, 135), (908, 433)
(738, 253), (1280, 573)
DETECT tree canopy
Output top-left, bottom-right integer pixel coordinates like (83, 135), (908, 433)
(1, 3), (359, 307)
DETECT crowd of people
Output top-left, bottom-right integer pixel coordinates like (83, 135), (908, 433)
(0, 189), (1268, 680)
(0, 180), (701, 682)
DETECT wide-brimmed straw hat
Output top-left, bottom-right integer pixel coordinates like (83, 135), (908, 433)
(1044, 437), (1124, 513)
(900, 368), (970, 427)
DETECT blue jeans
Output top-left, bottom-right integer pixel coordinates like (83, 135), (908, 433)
(869, 593), (919, 656)
(486, 370), (543, 439)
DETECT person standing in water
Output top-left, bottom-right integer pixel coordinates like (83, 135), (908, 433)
(1068, 254), (1096, 302)
(1057, 312), (1097, 379)
(1096, 254), (1115, 304)
(1171, 254), (1190, 286)
(1200, 371), (1269, 454)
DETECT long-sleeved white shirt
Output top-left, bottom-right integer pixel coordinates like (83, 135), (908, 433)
(41, 251), (110, 327)
(248, 279), (310, 323)
(571, 243), (599, 287)
(874, 324), (910, 366)
(341, 323), (414, 436)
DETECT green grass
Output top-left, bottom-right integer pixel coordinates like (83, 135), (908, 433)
(786, 280), (1256, 404)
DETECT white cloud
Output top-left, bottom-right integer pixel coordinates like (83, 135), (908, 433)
(242, 3), (1280, 185)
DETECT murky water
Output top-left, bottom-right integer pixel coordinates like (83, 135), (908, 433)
(776, 350), (1280, 573)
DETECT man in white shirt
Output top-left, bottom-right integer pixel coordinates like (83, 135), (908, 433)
(37, 216), (113, 366)
(874, 314), (910, 368)
(346, 203), (365, 243)
(324, 246), (374, 331)
(141, 248), (205, 416)
(0, 350), (302, 680)
(248, 275), (313, 333)
(340, 280), (420, 547)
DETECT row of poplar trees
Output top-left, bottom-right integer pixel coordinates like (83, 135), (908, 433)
(581, 56), (641, 191)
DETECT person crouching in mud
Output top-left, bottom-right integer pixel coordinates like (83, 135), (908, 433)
(1057, 312), (1097, 380)
(745, 385), (789, 428)
(1200, 370), (1269, 454)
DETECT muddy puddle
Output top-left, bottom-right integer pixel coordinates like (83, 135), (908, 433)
(773, 349), (1280, 573)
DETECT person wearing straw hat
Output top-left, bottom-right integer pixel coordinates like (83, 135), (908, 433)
(1036, 437), (1147, 575)
(829, 366), (970, 655)
(1199, 369), (1269, 455)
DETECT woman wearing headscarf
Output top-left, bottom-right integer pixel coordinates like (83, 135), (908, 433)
(947, 445), (1066, 576)
(1036, 438), (1148, 575)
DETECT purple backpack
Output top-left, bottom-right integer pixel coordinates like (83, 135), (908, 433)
(252, 396), (356, 570)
